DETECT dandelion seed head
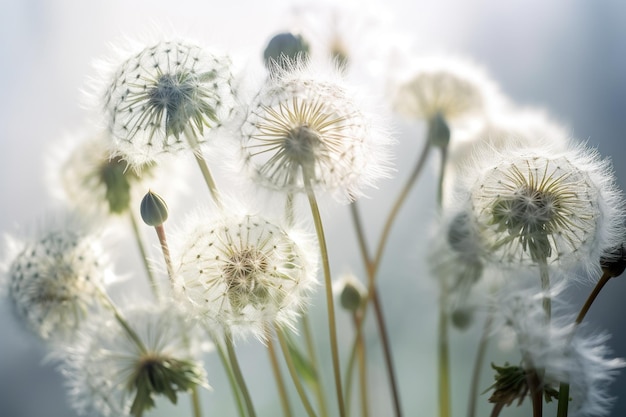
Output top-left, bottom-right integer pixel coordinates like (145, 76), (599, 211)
(1, 219), (108, 341)
(102, 39), (236, 166)
(392, 55), (504, 122)
(468, 145), (624, 270)
(175, 212), (318, 339)
(58, 304), (209, 417)
(240, 63), (393, 202)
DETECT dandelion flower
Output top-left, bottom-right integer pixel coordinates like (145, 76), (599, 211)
(59, 305), (209, 417)
(1, 218), (109, 341)
(175, 212), (318, 339)
(239, 63), (392, 202)
(467, 144), (624, 269)
(102, 39), (236, 166)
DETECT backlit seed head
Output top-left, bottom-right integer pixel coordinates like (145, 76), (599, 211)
(102, 40), (235, 166)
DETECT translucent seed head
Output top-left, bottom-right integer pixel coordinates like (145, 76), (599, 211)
(102, 40), (235, 165)
(469, 145), (624, 270)
(2, 222), (108, 341)
(59, 305), (209, 417)
(240, 64), (392, 202)
(175, 213), (318, 338)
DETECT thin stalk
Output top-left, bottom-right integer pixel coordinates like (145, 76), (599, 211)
(225, 332), (257, 417)
(437, 284), (451, 417)
(352, 313), (370, 417)
(304, 175), (346, 417)
(215, 340), (247, 417)
(184, 127), (223, 209)
(538, 258), (551, 322)
(191, 386), (202, 417)
(155, 224), (175, 284)
(98, 289), (146, 353)
(267, 330), (294, 417)
(556, 271), (613, 417)
(301, 314), (329, 417)
(467, 310), (493, 417)
(527, 369), (543, 417)
(129, 211), (161, 301)
(275, 326), (319, 417)
(285, 192), (296, 228)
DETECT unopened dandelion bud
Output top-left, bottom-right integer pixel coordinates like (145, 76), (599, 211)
(427, 112), (450, 148)
(451, 306), (473, 330)
(140, 190), (169, 226)
(600, 243), (626, 278)
(340, 279), (366, 313)
(263, 32), (310, 71)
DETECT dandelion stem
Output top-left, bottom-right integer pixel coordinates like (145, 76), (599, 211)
(467, 309), (493, 417)
(353, 313), (370, 417)
(556, 271), (613, 417)
(98, 289), (147, 354)
(129, 211), (161, 301)
(304, 174), (346, 417)
(225, 331), (257, 417)
(301, 314), (329, 417)
(154, 224), (175, 284)
(267, 328), (293, 417)
(539, 258), (551, 322)
(437, 283), (451, 417)
(191, 387), (203, 417)
(275, 326), (319, 417)
(184, 126), (223, 209)
(215, 339), (246, 417)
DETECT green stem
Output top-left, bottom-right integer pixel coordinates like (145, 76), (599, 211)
(191, 386), (202, 417)
(304, 175), (346, 417)
(301, 314), (329, 417)
(539, 258), (551, 322)
(556, 271), (612, 417)
(352, 313), (370, 417)
(129, 211), (161, 301)
(225, 332), (257, 417)
(184, 127), (223, 209)
(275, 326), (319, 417)
(467, 310), (493, 417)
(438, 283), (451, 417)
(98, 289), (147, 353)
(267, 330), (294, 417)
(215, 340), (246, 417)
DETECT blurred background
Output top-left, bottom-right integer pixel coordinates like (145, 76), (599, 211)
(1, 0), (625, 416)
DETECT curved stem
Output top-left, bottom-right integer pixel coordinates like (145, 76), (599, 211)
(129, 211), (161, 301)
(304, 175), (346, 417)
(556, 271), (612, 417)
(98, 289), (147, 354)
(275, 326), (319, 417)
(225, 332), (257, 417)
(267, 330), (293, 417)
(301, 314), (329, 417)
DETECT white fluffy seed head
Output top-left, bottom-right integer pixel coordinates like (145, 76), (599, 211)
(466, 144), (625, 272)
(101, 39), (236, 166)
(392, 55), (504, 122)
(1, 219), (108, 341)
(239, 62), (393, 203)
(57, 304), (209, 417)
(174, 212), (318, 340)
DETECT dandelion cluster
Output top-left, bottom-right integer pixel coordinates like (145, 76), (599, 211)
(5, 3), (626, 417)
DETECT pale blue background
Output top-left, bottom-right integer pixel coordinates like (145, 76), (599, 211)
(1, 1), (626, 416)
